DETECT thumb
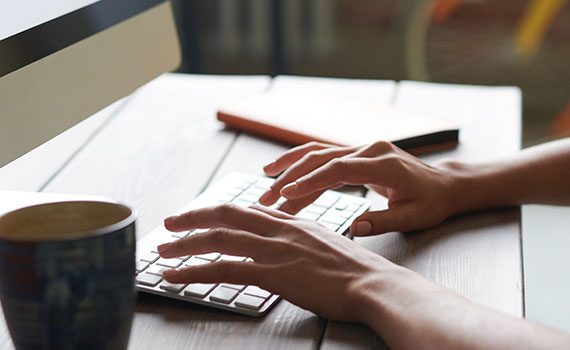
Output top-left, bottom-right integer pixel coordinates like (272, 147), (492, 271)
(350, 206), (418, 236)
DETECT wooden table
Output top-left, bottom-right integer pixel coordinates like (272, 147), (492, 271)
(0, 74), (522, 349)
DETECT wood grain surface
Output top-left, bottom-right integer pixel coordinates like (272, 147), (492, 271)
(0, 74), (522, 350)
(42, 74), (271, 240)
(321, 81), (523, 350)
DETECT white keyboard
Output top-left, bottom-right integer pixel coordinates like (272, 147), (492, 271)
(135, 172), (371, 316)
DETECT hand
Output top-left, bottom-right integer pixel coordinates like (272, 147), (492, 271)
(259, 141), (462, 236)
(157, 203), (399, 321)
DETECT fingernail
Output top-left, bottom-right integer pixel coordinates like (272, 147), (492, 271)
(163, 269), (178, 278)
(164, 216), (178, 226)
(354, 221), (371, 235)
(281, 182), (297, 195)
(157, 243), (171, 254)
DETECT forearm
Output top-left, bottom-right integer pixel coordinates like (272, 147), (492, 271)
(354, 267), (570, 349)
(444, 138), (570, 214)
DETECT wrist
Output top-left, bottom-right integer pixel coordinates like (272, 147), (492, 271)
(347, 264), (419, 332)
(437, 160), (514, 215)
(347, 265), (447, 345)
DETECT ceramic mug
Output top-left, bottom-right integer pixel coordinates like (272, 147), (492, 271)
(0, 201), (136, 350)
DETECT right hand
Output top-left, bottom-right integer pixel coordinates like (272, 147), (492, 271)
(158, 204), (404, 322)
(258, 141), (465, 236)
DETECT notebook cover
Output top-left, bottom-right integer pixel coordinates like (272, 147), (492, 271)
(217, 91), (459, 154)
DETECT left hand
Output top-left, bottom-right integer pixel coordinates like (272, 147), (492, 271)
(258, 141), (462, 236)
(157, 203), (400, 321)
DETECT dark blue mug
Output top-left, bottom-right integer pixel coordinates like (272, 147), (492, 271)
(0, 201), (136, 350)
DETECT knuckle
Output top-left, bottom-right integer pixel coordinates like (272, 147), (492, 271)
(216, 202), (240, 217)
(306, 141), (330, 150)
(371, 140), (394, 153)
(303, 150), (321, 163)
(209, 227), (232, 241)
(306, 141), (321, 148)
(329, 158), (348, 174)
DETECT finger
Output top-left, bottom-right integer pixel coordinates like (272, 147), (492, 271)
(249, 204), (296, 220)
(281, 156), (401, 199)
(365, 184), (390, 198)
(349, 205), (420, 236)
(158, 227), (276, 260)
(262, 142), (333, 176)
(164, 203), (286, 236)
(163, 261), (272, 287)
(259, 146), (357, 206)
(351, 140), (404, 158)
(277, 192), (322, 215)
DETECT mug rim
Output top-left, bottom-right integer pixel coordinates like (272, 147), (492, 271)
(0, 200), (136, 242)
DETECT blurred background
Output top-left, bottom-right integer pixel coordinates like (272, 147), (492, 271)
(171, 0), (570, 147)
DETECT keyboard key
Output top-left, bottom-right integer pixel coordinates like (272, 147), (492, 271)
(319, 212), (348, 226)
(236, 180), (254, 190)
(194, 252), (220, 261)
(160, 236), (179, 244)
(172, 231), (190, 239)
(136, 260), (150, 273)
(177, 255), (191, 262)
(156, 258), (183, 268)
(218, 255), (246, 262)
(239, 193), (259, 203)
(313, 192), (340, 208)
(338, 209), (357, 219)
(235, 199), (254, 207)
(235, 294), (266, 310)
(227, 188), (243, 197)
(243, 286), (271, 299)
(296, 210), (321, 221)
(347, 203), (362, 212)
(209, 286), (239, 304)
(146, 265), (170, 276)
(184, 283), (217, 298)
(136, 273), (163, 287)
(333, 199), (350, 211)
(218, 193), (236, 203)
(193, 228), (210, 235)
(185, 257), (211, 267)
(140, 252), (159, 263)
(304, 204), (327, 215)
(221, 283), (246, 291)
(254, 177), (274, 189)
(244, 186), (266, 197)
(160, 281), (187, 293)
(318, 220), (341, 232)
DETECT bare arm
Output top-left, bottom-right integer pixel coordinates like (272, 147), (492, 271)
(158, 205), (570, 349)
(447, 137), (570, 214)
(156, 138), (570, 348)
(258, 138), (570, 236)
(357, 267), (570, 349)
